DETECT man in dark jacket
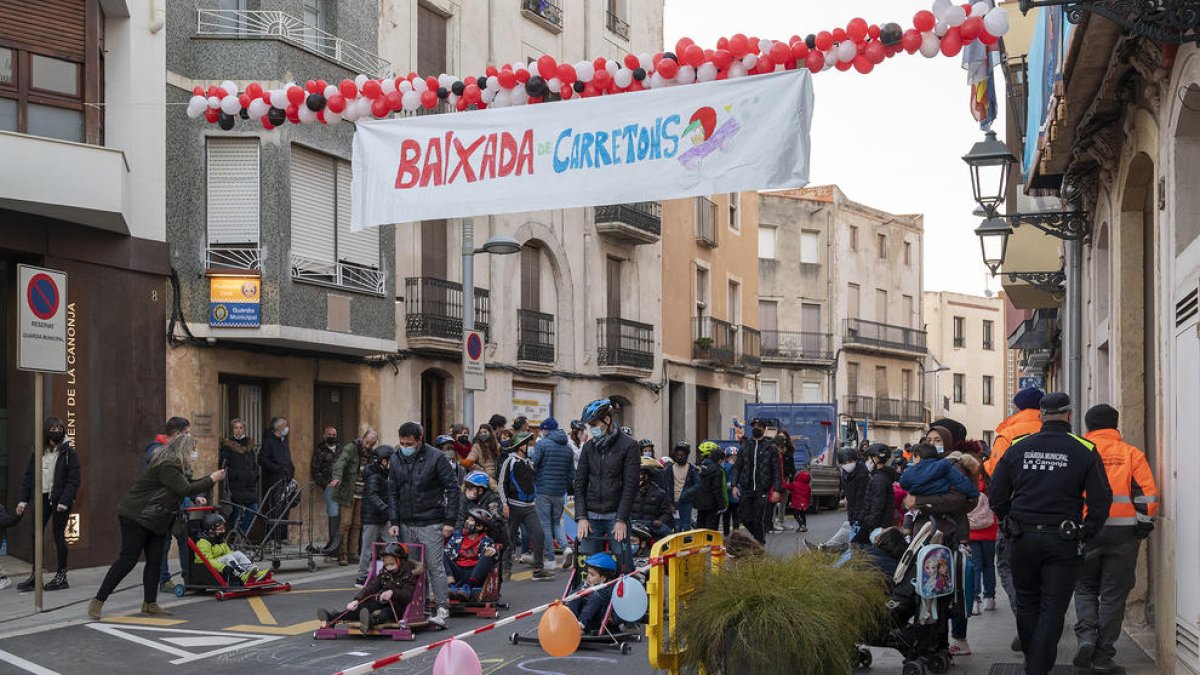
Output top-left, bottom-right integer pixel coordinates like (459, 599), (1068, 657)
(819, 446), (870, 551)
(219, 419), (259, 535)
(660, 442), (700, 533)
(574, 399), (640, 573)
(387, 422), (460, 628)
(731, 418), (782, 544)
(17, 416), (82, 591)
(531, 418), (575, 570)
(693, 442), (728, 530)
(354, 445), (395, 585)
(311, 426), (342, 555)
(258, 417), (294, 545)
(853, 444), (899, 545)
(632, 462), (674, 539)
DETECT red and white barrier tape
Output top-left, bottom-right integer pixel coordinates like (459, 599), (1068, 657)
(332, 544), (724, 675)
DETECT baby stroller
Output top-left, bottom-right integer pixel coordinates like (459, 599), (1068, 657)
(175, 506), (291, 601)
(854, 519), (961, 675)
(226, 479), (326, 573)
(313, 542), (428, 641)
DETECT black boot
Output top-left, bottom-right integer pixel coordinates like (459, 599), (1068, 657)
(358, 607), (373, 634)
(370, 609), (393, 627)
(44, 570), (69, 591)
(16, 574), (36, 592)
(322, 515), (342, 554)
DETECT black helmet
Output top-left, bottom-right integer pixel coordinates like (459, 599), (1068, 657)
(864, 443), (891, 463)
(203, 513), (226, 532)
(638, 438), (655, 449)
(570, 419), (585, 431)
(466, 507), (494, 528)
(381, 542), (408, 559)
(836, 446), (860, 464)
(374, 445), (396, 463)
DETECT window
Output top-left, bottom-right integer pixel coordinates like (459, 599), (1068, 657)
(800, 230), (820, 264)
(953, 316), (965, 348)
(983, 430), (994, 447)
(983, 375), (994, 405)
(983, 320), (995, 350)
(206, 138), (260, 247)
(875, 366), (888, 398)
(728, 193), (740, 231)
(695, 265), (709, 316)
(760, 380), (779, 403)
(606, 0), (629, 39)
(849, 226), (859, 251)
(606, 257), (622, 318)
(418, 5), (448, 83)
(953, 373), (965, 403)
(759, 226), (777, 259)
(877, 233), (887, 259)
(847, 362), (859, 396)
(520, 244), (541, 311)
(904, 241), (913, 266)
(302, 0), (328, 53)
(727, 279), (741, 325)
(901, 369), (913, 401)
(291, 145), (379, 269)
(421, 220), (448, 278)
(759, 300), (778, 334)
(902, 295), (915, 329)
(801, 382), (822, 403)
(0, 47), (85, 142)
(875, 289), (887, 324)
(848, 283), (860, 319)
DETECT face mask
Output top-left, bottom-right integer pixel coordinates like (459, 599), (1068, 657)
(588, 426), (606, 441)
(383, 561), (398, 572)
(673, 455), (688, 465)
(478, 432), (492, 442)
(324, 437), (337, 446)
(457, 435), (469, 445)
(751, 428), (764, 439)
(234, 434), (246, 440)
(841, 462), (857, 472)
(190, 449), (200, 461)
(931, 440), (944, 452)
(279, 426), (289, 437)
(399, 444), (417, 457)
(48, 431), (65, 444)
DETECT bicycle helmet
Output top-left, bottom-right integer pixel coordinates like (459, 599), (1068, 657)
(466, 507), (494, 529)
(203, 513), (226, 532)
(630, 523), (653, 544)
(569, 419), (585, 431)
(638, 438), (655, 449)
(374, 445), (396, 463)
(619, 426), (633, 436)
(698, 441), (720, 457)
(434, 434), (455, 448)
(864, 443), (891, 463)
(381, 542), (408, 559)
(463, 471), (491, 489)
(584, 552), (618, 574)
(672, 441), (691, 454)
(581, 399), (613, 424)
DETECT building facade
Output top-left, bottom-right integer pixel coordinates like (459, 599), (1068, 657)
(378, 0), (667, 438)
(1, 0), (169, 567)
(662, 193), (761, 448)
(756, 187), (926, 449)
(923, 291), (1008, 445)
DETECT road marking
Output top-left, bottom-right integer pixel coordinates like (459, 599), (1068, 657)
(511, 570), (533, 581)
(286, 587), (356, 595)
(247, 596), (277, 625)
(102, 616), (187, 626)
(85, 623), (282, 665)
(0, 648), (63, 675)
(162, 636), (248, 648)
(223, 620), (323, 636)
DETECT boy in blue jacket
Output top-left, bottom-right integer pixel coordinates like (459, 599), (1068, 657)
(569, 553), (619, 633)
(899, 443), (980, 499)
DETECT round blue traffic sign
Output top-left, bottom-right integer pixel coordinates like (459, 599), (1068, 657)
(27, 273), (60, 320)
(466, 332), (483, 360)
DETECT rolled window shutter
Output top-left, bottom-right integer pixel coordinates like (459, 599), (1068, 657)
(290, 146), (336, 264)
(206, 138), (261, 245)
(335, 160), (380, 267)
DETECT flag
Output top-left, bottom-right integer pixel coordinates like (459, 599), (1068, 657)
(964, 40), (1001, 130)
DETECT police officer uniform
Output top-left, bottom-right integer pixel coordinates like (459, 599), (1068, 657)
(988, 393), (1113, 675)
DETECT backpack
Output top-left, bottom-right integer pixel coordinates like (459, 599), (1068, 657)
(913, 544), (955, 599)
(505, 456), (536, 503)
(967, 493), (995, 531)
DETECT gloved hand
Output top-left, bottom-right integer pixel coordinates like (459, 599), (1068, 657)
(1135, 522), (1154, 540)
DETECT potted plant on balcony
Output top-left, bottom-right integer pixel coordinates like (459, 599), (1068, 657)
(693, 336), (714, 360)
(675, 551), (887, 675)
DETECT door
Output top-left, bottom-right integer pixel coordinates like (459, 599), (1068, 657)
(520, 244), (541, 312)
(314, 384), (359, 446)
(695, 387), (711, 445)
(1174, 289), (1200, 663)
(759, 300), (778, 352)
(219, 378), (269, 448)
(420, 370), (446, 439)
(875, 289), (888, 325)
(606, 257), (622, 319)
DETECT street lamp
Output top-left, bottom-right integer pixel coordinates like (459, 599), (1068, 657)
(962, 130), (1017, 217)
(462, 221), (521, 429)
(974, 216), (1013, 275)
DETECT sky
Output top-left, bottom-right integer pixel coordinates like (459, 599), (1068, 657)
(664, 0), (1004, 297)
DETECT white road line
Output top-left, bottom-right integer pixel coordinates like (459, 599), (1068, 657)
(84, 623), (283, 665)
(0, 648), (63, 675)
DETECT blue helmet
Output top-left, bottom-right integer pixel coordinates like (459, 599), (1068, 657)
(581, 399), (613, 424)
(463, 471), (491, 489)
(434, 434), (455, 447)
(584, 552), (618, 574)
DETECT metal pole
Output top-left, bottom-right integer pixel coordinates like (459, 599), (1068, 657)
(1068, 237), (1083, 433)
(462, 218), (475, 430)
(33, 372), (44, 612)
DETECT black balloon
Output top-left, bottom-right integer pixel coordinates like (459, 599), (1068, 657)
(573, 80), (586, 93)
(305, 93), (326, 111)
(525, 75), (546, 97)
(451, 81), (466, 96)
(239, 108), (249, 120)
(437, 86), (449, 99)
(663, 51), (677, 62)
(477, 76), (488, 89)
(632, 67), (646, 81)
(805, 34), (817, 49)
(267, 107), (286, 126)
(880, 22), (904, 46)
(217, 111), (235, 130)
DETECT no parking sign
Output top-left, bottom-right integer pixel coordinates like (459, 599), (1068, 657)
(17, 264), (68, 373)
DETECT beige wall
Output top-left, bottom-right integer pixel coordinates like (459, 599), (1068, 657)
(923, 291), (1008, 442)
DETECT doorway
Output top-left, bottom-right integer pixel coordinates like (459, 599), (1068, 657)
(219, 377), (270, 448)
(695, 386), (713, 445)
(314, 383), (360, 445)
(420, 369), (447, 438)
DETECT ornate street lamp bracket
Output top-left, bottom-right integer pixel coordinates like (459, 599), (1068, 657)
(1018, 0), (1200, 45)
(1006, 271), (1067, 296)
(1007, 211), (1092, 243)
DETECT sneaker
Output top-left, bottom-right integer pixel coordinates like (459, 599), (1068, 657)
(532, 569), (556, 580)
(1090, 659), (1124, 674)
(159, 580), (176, 594)
(429, 606), (450, 629)
(561, 546), (573, 561)
(1011, 635), (1022, 652)
(359, 607), (372, 635)
(545, 557), (557, 570)
(1073, 642), (1095, 669)
(949, 639), (972, 656)
(354, 577), (366, 588)
(519, 553), (533, 565)
(0, 576), (9, 591)
(972, 600), (982, 616)
(983, 597), (996, 611)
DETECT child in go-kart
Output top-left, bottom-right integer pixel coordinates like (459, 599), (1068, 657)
(318, 542), (422, 633)
(568, 553), (619, 634)
(444, 508), (500, 601)
(195, 514), (270, 585)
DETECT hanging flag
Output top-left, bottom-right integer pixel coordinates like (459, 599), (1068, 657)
(964, 40), (1001, 130)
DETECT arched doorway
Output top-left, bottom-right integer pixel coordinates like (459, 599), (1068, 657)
(420, 369), (448, 439)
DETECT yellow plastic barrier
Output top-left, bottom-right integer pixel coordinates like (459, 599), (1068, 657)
(646, 529), (725, 673)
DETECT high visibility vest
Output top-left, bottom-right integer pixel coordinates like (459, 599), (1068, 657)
(1084, 428), (1159, 526)
(985, 408), (1043, 476)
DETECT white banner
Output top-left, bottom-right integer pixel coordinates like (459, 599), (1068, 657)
(351, 70), (814, 230)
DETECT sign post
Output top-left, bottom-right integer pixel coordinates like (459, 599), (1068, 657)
(17, 264), (69, 613)
(464, 330), (486, 392)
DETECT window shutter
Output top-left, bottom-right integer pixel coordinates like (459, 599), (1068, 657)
(206, 137), (260, 245)
(290, 145), (335, 264)
(335, 160), (379, 267)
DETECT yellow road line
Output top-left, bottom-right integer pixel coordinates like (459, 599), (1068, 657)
(223, 620), (322, 636)
(247, 596), (277, 625)
(510, 571), (533, 581)
(102, 616), (187, 626)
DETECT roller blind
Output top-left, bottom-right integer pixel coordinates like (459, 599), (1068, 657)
(335, 160), (379, 267)
(206, 137), (261, 245)
(290, 145), (336, 264)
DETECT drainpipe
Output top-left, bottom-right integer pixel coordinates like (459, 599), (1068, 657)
(1067, 237), (1083, 433)
(149, 0), (165, 33)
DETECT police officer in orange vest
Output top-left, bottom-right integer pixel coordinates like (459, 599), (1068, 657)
(1072, 404), (1158, 673)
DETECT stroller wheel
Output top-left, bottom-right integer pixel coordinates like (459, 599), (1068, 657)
(173, 584), (186, 598)
(271, 559), (281, 572)
(854, 647), (872, 670)
(926, 653), (951, 674)
(306, 558), (318, 573)
(620, 642), (632, 655)
(509, 632), (520, 645)
(901, 661), (925, 675)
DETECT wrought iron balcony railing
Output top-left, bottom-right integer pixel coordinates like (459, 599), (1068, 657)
(693, 316), (736, 366)
(843, 318), (928, 354)
(597, 318), (654, 372)
(521, 0), (563, 30)
(291, 255), (386, 295)
(517, 309), (555, 364)
(739, 326), (762, 372)
(594, 202), (662, 243)
(404, 277), (490, 341)
(606, 11), (630, 39)
(761, 331), (834, 360)
(845, 395), (875, 419)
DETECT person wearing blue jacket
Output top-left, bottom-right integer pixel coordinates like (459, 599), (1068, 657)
(660, 442), (701, 533)
(531, 418), (575, 570)
(900, 443), (980, 499)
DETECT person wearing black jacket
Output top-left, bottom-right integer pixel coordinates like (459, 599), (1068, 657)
(852, 444), (898, 545)
(311, 426), (341, 554)
(386, 422), (460, 628)
(989, 393), (1113, 675)
(632, 462), (674, 539)
(219, 419), (259, 535)
(258, 417), (294, 544)
(820, 446), (871, 551)
(574, 399), (641, 573)
(660, 442), (700, 533)
(354, 445), (395, 585)
(16, 416), (82, 591)
(731, 418), (782, 544)
(693, 443), (729, 531)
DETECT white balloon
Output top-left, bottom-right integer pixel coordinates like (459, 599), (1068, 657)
(401, 90), (421, 111)
(638, 53), (652, 70)
(342, 103), (359, 122)
(248, 98), (269, 119)
(605, 61), (619, 75)
(220, 95), (241, 115)
(412, 78), (428, 93)
(511, 86), (529, 105)
(696, 62), (718, 82)
(381, 78), (396, 94)
(439, 74), (454, 89)
(935, 20), (950, 37)
(758, 38), (774, 55)
(576, 61), (595, 82)
(984, 7), (1010, 36)
(398, 79), (413, 93)
(298, 106), (317, 124)
(356, 96), (373, 117)
(207, 95), (220, 109)
(920, 31), (941, 57)
(945, 5), (967, 27)
(487, 75), (499, 90)
(971, 1), (992, 16)
(728, 62), (748, 78)
(220, 80), (238, 96)
(824, 50), (838, 67)
(481, 87), (496, 103)
(325, 109), (342, 125)
(837, 41), (856, 62)
(614, 68), (634, 88)
(323, 84), (337, 99)
(932, 0), (953, 20)
(548, 77), (561, 91)
(354, 74), (369, 88)
(186, 96), (206, 118)
(676, 64), (696, 84)
(493, 90), (511, 108)
(649, 72), (666, 89)
(269, 90), (288, 109)
(743, 54), (758, 69)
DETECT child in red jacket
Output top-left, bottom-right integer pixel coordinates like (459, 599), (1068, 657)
(784, 470), (811, 532)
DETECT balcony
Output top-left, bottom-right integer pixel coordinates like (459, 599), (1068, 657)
(291, 255), (386, 295)
(761, 331), (834, 362)
(845, 395), (874, 419)
(195, 9), (392, 78)
(696, 197), (718, 248)
(842, 318), (927, 355)
(597, 318), (654, 376)
(607, 11), (630, 39)
(738, 327), (762, 373)
(207, 246), (262, 273)
(875, 398), (925, 425)
(594, 202), (661, 245)
(517, 309), (555, 368)
(693, 316), (736, 367)
(521, 0), (563, 33)
(404, 277), (491, 353)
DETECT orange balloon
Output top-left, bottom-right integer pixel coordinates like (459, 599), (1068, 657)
(538, 604), (582, 657)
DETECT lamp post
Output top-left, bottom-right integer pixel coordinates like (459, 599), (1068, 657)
(974, 216), (1013, 275)
(461, 218), (521, 429)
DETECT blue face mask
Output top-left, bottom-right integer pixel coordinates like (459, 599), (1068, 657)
(399, 444), (417, 457)
(588, 425), (606, 441)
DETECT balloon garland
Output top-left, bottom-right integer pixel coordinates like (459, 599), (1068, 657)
(189, 0), (1011, 131)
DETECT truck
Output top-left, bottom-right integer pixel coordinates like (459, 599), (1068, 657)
(743, 402), (843, 510)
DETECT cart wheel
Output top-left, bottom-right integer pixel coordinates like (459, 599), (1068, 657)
(635, 634), (644, 642)
(855, 647), (873, 670)
(307, 558), (318, 573)
(271, 559), (281, 572)
(927, 653), (950, 674)
(901, 661), (924, 675)
(215, 591), (227, 601)
(620, 642), (632, 655)
(510, 632), (520, 645)
(173, 584), (186, 598)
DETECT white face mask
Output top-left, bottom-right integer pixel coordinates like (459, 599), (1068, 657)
(841, 462), (857, 472)
(190, 450), (199, 461)
(587, 425), (606, 441)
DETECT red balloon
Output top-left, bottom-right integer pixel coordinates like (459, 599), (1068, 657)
(593, 57), (606, 71)
(326, 94), (346, 113)
(960, 16), (983, 43)
(497, 69), (516, 89)
(339, 79), (356, 98)
(305, 79), (318, 93)
(193, 85), (204, 96)
(675, 37), (694, 57)
(769, 41), (791, 66)
(754, 58), (774, 75)
(865, 41), (885, 64)
(791, 41), (809, 61)
(979, 29), (1000, 46)
(835, 60), (852, 71)
(582, 82), (597, 98)
(592, 69), (612, 90)
(902, 29), (923, 53)
(464, 84), (481, 104)
(204, 107), (219, 123)
(832, 28), (847, 43)
(853, 55), (874, 74)
(656, 58), (679, 79)
(748, 36), (761, 54)
(371, 97), (388, 117)
(869, 24), (881, 40)
(406, 71), (419, 81)
(712, 49), (733, 70)
(238, 93), (251, 109)
(537, 54), (557, 80)
(847, 17), (868, 43)
(940, 27), (964, 57)
(385, 90), (401, 110)
(261, 91), (271, 104)
(360, 80), (381, 99)
(245, 82), (263, 99)
(626, 79), (644, 92)
(287, 86), (305, 105)
(623, 53), (640, 69)
(560, 84), (573, 99)
(716, 36), (729, 50)
(914, 10), (936, 32)
(485, 65), (498, 77)
(729, 33), (749, 57)
(285, 104), (300, 123)
(516, 68), (531, 84)
(815, 31), (834, 51)
(455, 97), (468, 111)
(556, 63), (577, 83)
(683, 44), (705, 68)
(317, 110), (327, 124)
(420, 90), (437, 109)
(805, 50), (825, 73)
(425, 76), (439, 91)
(261, 116), (274, 130)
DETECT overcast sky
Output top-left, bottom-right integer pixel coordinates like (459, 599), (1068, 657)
(665, 0), (1003, 297)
